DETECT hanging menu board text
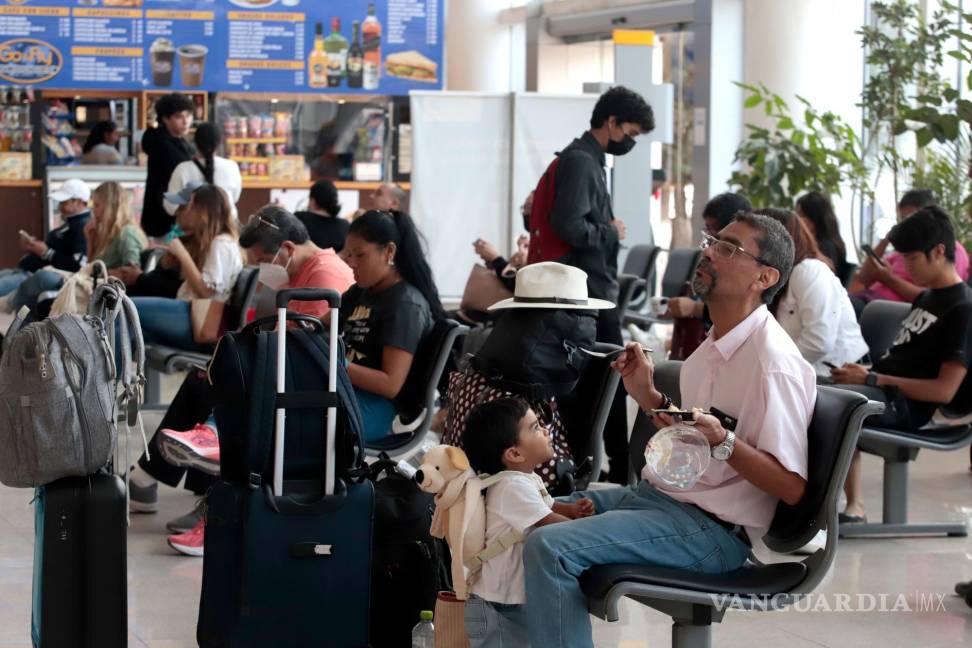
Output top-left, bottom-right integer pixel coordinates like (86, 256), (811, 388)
(0, 0), (444, 93)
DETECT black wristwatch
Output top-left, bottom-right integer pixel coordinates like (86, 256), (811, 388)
(865, 372), (878, 387)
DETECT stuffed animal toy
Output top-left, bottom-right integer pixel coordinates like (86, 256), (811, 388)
(415, 444), (487, 600)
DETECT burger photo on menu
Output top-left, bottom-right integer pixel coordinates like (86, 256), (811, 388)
(384, 50), (438, 83)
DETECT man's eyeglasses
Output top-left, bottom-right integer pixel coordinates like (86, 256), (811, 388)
(699, 232), (772, 267)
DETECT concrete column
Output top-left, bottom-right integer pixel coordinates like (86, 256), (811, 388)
(691, 0), (745, 236)
(445, 0), (516, 92)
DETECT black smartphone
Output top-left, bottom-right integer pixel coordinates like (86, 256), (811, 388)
(860, 244), (881, 262)
(823, 361), (839, 370)
(709, 407), (738, 432)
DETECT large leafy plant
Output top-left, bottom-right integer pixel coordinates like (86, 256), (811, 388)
(729, 82), (868, 209)
(857, 0), (951, 205)
(902, 0), (972, 249)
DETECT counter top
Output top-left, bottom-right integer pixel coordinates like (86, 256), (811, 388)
(241, 180), (410, 191)
(0, 180), (43, 188)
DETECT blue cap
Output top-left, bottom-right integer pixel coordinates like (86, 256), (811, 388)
(164, 179), (205, 207)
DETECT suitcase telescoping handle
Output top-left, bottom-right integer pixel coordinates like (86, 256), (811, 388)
(274, 289), (342, 497)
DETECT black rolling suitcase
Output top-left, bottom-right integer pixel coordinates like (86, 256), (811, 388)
(198, 288), (375, 648)
(31, 472), (127, 648)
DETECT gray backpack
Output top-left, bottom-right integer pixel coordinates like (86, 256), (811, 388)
(0, 281), (144, 488)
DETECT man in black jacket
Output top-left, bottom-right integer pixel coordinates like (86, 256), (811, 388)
(141, 93), (195, 238)
(0, 179), (92, 312)
(552, 86), (654, 483)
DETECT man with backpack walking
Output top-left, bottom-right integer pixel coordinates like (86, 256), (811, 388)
(529, 86), (654, 483)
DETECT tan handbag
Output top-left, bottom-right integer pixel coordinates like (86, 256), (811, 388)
(434, 592), (470, 648)
(49, 260), (108, 317)
(460, 264), (513, 313)
(190, 298), (227, 344)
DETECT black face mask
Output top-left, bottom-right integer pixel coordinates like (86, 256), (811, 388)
(606, 134), (636, 156)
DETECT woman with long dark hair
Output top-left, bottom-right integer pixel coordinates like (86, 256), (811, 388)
(166, 122), (242, 221)
(340, 209), (444, 441)
(82, 120), (123, 164)
(795, 191), (851, 282)
(758, 207), (866, 376)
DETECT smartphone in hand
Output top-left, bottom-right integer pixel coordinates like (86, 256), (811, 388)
(860, 244), (881, 263)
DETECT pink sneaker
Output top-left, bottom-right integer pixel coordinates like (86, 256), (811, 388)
(158, 424), (220, 476)
(167, 517), (204, 557)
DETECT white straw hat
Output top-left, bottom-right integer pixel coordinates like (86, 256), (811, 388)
(488, 262), (615, 311)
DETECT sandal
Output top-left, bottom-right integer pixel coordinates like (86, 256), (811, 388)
(838, 512), (867, 524)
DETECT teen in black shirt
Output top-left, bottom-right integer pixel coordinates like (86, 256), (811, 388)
(832, 206), (972, 523)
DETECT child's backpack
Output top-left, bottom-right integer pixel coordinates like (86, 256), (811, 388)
(0, 282), (144, 487)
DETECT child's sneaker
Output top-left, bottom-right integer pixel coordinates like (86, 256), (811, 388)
(167, 517), (204, 557)
(159, 424), (220, 475)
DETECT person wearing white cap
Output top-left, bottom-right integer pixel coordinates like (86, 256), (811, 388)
(0, 178), (92, 312)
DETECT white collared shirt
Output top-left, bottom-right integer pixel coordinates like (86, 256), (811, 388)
(776, 258), (869, 375)
(642, 305), (817, 541)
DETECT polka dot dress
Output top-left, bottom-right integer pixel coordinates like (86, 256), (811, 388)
(443, 369), (574, 489)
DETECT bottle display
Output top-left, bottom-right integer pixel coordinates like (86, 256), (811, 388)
(362, 3), (382, 90)
(308, 22), (328, 89)
(347, 20), (364, 89)
(324, 18), (349, 89)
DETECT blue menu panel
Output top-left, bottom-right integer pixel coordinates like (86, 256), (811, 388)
(0, 0), (443, 93)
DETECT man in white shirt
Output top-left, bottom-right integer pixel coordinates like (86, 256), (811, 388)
(523, 212), (817, 648)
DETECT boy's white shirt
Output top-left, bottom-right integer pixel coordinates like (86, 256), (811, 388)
(470, 471), (555, 605)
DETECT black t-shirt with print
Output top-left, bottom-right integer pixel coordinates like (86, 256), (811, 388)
(874, 281), (972, 412)
(340, 281), (434, 372)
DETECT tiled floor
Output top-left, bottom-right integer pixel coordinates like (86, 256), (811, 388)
(0, 409), (970, 646)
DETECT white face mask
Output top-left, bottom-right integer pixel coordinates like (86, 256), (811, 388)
(258, 249), (292, 291)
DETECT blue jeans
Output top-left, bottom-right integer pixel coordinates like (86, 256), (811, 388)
(0, 268), (29, 298)
(524, 482), (752, 648)
(9, 270), (64, 310)
(353, 387), (396, 443)
(131, 297), (208, 351)
(464, 595), (529, 648)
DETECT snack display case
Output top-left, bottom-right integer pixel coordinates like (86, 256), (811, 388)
(214, 92), (392, 187)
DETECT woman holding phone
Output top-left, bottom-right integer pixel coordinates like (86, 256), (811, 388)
(758, 208), (867, 377)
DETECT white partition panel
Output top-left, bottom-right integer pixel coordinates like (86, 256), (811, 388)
(510, 93), (599, 249)
(410, 92), (512, 299)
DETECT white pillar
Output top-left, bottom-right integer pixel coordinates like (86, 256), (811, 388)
(743, 0), (865, 246)
(743, 0), (863, 130)
(445, 0), (517, 92)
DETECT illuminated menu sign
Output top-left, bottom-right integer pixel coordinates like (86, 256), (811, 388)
(0, 0), (443, 93)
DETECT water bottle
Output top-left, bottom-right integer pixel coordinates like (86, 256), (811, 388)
(411, 610), (435, 648)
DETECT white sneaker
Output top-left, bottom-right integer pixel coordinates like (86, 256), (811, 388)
(790, 529), (827, 555)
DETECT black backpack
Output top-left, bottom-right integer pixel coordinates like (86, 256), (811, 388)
(472, 308), (597, 401)
(207, 318), (365, 486)
(368, 456), (450, 648)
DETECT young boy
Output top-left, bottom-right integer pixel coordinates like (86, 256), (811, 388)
(832, 205), (972, 522)
(461, 397), (595, 648)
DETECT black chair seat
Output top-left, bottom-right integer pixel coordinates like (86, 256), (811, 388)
(146, 344), (210, 370)
(863, 422), (972, 447)
(581, 561), (808, 600)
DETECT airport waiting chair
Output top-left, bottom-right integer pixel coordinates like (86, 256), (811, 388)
(840, 300), (972, 538)
(143, 267), (260, 408)
(583, 366), (882, 648)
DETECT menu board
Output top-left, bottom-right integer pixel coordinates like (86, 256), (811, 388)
(0, 0), (443, 93)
